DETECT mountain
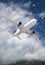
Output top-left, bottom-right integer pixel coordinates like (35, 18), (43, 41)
(8, 60), (45, 65)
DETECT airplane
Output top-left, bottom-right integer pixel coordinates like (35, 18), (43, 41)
(1, 16), (37, 40)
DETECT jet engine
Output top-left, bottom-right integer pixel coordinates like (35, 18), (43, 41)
(17, 22), (22, 27)
(32, 31), (35, 34)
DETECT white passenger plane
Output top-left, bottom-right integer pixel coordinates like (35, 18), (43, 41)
(1, 16), (37, 40)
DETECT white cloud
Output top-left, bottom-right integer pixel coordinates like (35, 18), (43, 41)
(0, 3), (45, 64)
(23, 1), (31, 8)
(33, 4), (36, 7)
(39, 11), (45, 19)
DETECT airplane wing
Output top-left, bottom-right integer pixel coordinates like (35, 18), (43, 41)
(1, 16), (22, 39)
(1, 16), (17, 27)
(24, 19), (37, 29)
(31, 34), (40, 41)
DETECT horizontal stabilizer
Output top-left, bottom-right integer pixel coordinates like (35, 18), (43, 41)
(17, 36), (21, 40)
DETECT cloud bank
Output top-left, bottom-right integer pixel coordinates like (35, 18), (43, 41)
(0, 2), (45, 64)
(39, 11), (45, 19)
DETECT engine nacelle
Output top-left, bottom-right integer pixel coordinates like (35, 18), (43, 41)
(32, 31), (35, 34)
(17, 22), (22, 27)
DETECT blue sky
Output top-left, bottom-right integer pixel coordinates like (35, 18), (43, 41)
(0, 0), (45, 64)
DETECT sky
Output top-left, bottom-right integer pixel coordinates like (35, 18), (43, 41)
(0, 0), (45, 64)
